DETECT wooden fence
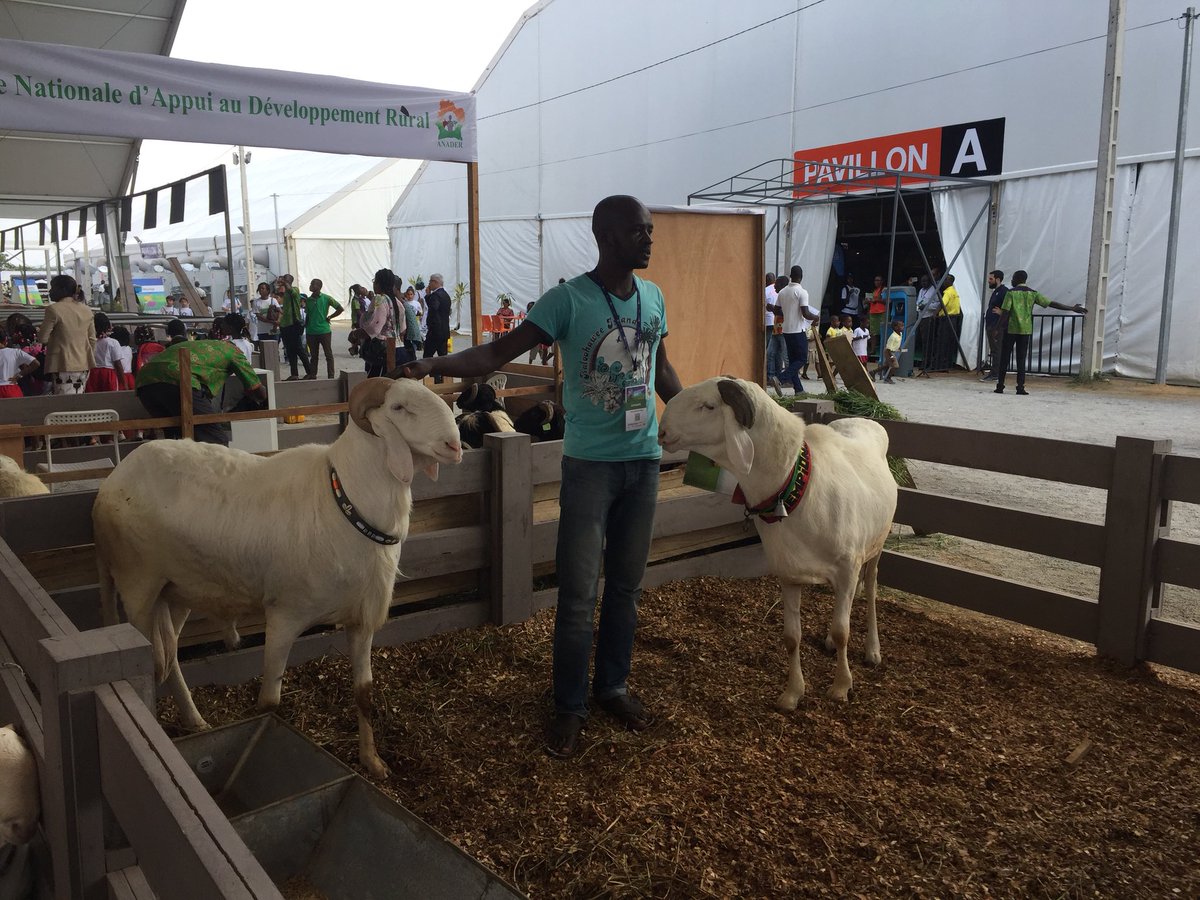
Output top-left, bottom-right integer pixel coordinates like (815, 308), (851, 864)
(1, 389), (1198, 898)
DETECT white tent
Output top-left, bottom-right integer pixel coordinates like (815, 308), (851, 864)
(388, 0), (1200, 383)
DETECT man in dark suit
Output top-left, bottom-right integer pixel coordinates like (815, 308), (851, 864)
(422, 273), (453, 383)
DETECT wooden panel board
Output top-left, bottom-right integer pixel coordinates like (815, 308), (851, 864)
(1154, 537), (1200, 590)
(1161, 453), (1200, 504)
(873, 419), (1116, 489)
(822, 332), (877, 399)
(1143, 617), (1200, 676)
(642, 208), (764, 402)
(895, 488), (1106, 566)
(879, 550), (1099, 643)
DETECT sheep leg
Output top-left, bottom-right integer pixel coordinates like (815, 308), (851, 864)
(776, 582), (806, 711)
(255, 613), (306, 712)
(827, 566), (857, 702)
(347, 624), (390, 780)
(862, 553), (882, 667)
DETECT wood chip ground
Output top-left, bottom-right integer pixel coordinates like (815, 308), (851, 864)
(164, 576), (1200, 899)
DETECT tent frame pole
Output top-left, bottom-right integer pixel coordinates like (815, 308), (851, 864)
(467, 161), (482, 346)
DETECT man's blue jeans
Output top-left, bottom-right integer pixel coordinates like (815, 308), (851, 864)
(781, 331), (809, 393)
(553, 456), (660, 718)
(766, 329), (788, 381)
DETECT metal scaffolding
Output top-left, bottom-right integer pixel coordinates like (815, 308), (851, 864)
(688, 158), (997, 370)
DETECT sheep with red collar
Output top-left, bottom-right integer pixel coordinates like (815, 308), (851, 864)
(659, 376), (897, 708)
(93, 378), (462, 779)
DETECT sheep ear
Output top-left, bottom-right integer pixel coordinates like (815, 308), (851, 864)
(717, 378), (755, 428)
(371, 414), (415, 484)
(723, 412), (755, 476)
(349, 378), (394, 435)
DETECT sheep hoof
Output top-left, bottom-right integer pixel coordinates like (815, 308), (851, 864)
(181, 717), (211, 732)
(826, 684), (850, 703)
(863, 648), (882, 667)
(775, 691), (801, 712)
(362, 754), (391, 780)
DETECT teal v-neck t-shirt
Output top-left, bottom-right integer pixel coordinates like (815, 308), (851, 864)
(526, 273), (668, 461)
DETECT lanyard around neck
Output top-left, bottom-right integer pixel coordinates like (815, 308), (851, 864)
(588, 272), (642, 366)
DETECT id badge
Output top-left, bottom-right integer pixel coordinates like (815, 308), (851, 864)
(624, 383), (648, 432)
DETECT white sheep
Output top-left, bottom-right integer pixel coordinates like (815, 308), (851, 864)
(659, 377), (897, 708)
(0, 455), (48, 499)
(0, 724), (39, 847)
(93, 378), (462, 778)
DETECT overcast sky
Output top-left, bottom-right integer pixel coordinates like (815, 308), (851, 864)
(134, 0), (534, 191)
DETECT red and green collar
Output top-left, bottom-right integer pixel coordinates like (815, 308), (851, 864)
(731, 442), (812, 524)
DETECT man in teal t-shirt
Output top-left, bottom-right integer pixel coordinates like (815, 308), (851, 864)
(303, 278), (345, 379)
(994, 268), (1086, 395)
(399, 195), (683, 758)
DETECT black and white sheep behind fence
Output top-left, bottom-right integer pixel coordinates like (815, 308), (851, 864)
(1, 393), (1199, 898)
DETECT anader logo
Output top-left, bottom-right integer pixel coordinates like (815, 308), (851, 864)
(792, 118), (1005, 195)
(436, 99), (466, 148)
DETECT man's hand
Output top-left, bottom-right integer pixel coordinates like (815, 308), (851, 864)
(1073, 304), (1087, 314)
(392, 359), (434, 380)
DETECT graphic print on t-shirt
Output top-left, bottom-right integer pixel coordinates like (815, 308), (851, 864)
(578, 313), (662, 413)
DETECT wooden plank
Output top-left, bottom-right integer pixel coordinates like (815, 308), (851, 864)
(177, 571), (480, 649)
(1161, 452), (1200, 504)
(485, 432), (533, 625)
(530, 441), (563, 486)
(879, 550), (1099, 642)
(0, 490), (96, 553)
(178, 349), (194, 440)
(1096, 437), (1172, 663)
(872, 418), (1116, 489)
(499, 362), (556, 378)
(1, 392), (149, 427)
(808, 329), (838, 393)
(823, 331), (878, 399)
(0, 541), (78, 674)
(95, 681), (281, 900)
(1155, 537), (1200, 590)
(410, 448), (489, 500)
(181, 597), (491, 688)
(532, 542), (769, 612)
(400, 526), (486, 580)
(408, 493), (484, 534)
(1143, 617), (1200, 676)
(896, 488), (1107, 566)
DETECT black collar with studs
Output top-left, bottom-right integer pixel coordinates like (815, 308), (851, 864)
(330, 467), (400, 545)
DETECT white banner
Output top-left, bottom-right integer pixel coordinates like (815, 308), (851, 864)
(0, 38), (475, 162)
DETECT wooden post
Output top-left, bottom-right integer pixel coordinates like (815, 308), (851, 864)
(37, 626), (155, 900)
(467, 161), (483, 347)
(484, 431), (533, 625)
(178, 347), (194, 440)
(258, 338), (281, 380)
(1096, 435), (1172, 664)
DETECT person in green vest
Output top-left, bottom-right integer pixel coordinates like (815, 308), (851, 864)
(304, 278), (345, 380)
(276, 275), (314, 381)
(994, 269), (1086, 395)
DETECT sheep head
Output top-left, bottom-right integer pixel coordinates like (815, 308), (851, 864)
(659, 377), (760, 477)
(350, 378), (462, 484)
(0, 725), (39, 846)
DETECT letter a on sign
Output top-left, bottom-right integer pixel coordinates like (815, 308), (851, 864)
(938, 118), (1005, 177)
(951, 128), (986, 175)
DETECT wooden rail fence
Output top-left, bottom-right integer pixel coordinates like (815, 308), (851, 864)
(0, 390), (1197, 898)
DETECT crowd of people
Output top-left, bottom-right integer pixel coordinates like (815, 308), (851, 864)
(763, 265), (1085, 394)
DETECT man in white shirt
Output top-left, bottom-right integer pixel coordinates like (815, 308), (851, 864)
(775, 265), (819, 394)
(177, 298), (195, 317)
(764, 272), (788, 390)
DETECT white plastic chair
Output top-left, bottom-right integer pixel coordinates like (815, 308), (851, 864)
(38, 410), (122, 489)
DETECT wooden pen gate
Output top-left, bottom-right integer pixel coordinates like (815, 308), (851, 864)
(1, 390), (1198, 898)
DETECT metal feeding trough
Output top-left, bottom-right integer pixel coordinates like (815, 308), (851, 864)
(173, 715), (524, 900)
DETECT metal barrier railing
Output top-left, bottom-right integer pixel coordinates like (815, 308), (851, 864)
(1026, 314), (1082, 376)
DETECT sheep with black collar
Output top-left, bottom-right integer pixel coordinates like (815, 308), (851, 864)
(659, 376), (897, 708)
(93, 378), (462, 779)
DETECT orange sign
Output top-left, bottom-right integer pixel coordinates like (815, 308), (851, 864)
(793, 118), (1005, 196)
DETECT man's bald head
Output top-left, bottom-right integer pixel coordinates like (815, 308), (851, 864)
(592, 195), (653, 270)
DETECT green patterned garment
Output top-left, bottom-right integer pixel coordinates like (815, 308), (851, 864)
(135, 340), (261, 395)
